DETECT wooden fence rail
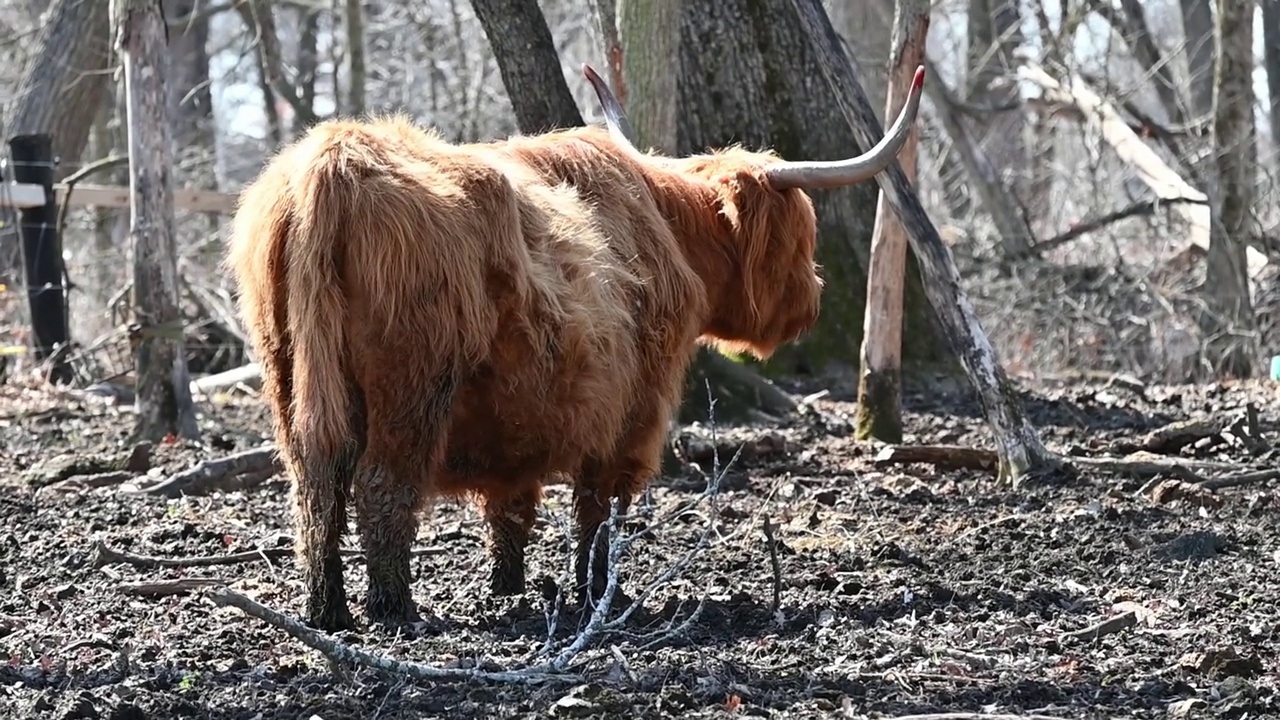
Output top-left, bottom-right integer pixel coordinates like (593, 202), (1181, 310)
(0, 182), (239, 214)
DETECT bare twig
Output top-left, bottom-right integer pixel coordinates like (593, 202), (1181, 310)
(1059, 610), (1138, 642)
(1198, 468), (1280, 491)
(94, 541), (448, 569)
(1035, 197), (1206, 254)
(205, 587), (575, 685)
(889, 714), (1073, 720)
(762, 516), (782, 619)
(120, 578), (224, 597)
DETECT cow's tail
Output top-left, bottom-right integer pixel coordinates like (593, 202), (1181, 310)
(284, 147), (366, 474)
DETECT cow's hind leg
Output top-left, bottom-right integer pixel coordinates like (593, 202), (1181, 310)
(574, 415), (667, 609)
(291, 443), (359, 632)
(573, 459), (636, 606)
(484, 486), (540, 596)
(354, 375), (455, 626)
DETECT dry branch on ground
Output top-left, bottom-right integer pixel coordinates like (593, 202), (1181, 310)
(126, 445), (280, 497)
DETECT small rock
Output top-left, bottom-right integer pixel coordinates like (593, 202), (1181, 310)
(552, 696), (595, 717)
(1149, 479), (1221, 510)
(1178, 646), (1264, 678)
(1160, 530), (1229, 560)
(1167, 698), (1207, 718)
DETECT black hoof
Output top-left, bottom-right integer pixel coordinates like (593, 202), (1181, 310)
(306, 603), (356, 633)
(365, 589), (422, 627)
(490, 565), (526, 597)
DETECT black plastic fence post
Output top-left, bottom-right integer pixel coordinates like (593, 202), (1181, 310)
(8, 133), (71, 384)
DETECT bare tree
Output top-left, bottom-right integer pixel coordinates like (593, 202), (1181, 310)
(854, 0), (929, 443)
(1, 0), (112, 274)
(1179, 0), (1216, 118)
(1200, 0), (1258, 377)
(825, 0), (893, 122)
(966, 0), (1026, 178)
(345, 0), (366, 116)
(471, 0), (584, 132)
(113, 0), (201, 441)
(1263, 0), (1280, 172)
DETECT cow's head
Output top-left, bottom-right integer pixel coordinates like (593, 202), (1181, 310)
(581, 64), (923, 360)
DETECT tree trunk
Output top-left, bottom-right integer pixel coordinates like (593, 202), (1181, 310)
(1201, 0), (1257, 377)
(296, 6), (320, 133)
(345, 0), (366, 116)
(923, 61), (1037, 264)
(1263, 0), (1280, 176)
(617, 0), (680, 154)
(114, 0), (201, 442)
(471, 0), (585, 132)
(236, 0), (314, 133)
(1110, 0), (1188, 125)
(965, 0), (1026, 187)
(854, 0), (928, 443)
(1179, 0), (1218, 206)
(90, 81), (128, 308)
(1179, 0), (1216, 118)
(676, 0), (947, 382)
(163, 0), (218, 259)
(824, 0), (893, 124)
(0, 0), (112, 276)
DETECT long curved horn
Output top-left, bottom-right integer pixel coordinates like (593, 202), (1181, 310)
(582, 64), (639, 149)
(764, 66), (926, 190)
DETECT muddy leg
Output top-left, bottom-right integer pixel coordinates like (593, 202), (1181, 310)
(353, 463), (423, 625)
(484, 487), (539, 596)
(574, 458), (633, 605)
(291, 449), (357, 632)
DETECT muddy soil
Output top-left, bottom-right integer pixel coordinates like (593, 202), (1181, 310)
(1, 375), (1277, 719)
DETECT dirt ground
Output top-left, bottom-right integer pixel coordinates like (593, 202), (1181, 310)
(1, 372), (1277, 720)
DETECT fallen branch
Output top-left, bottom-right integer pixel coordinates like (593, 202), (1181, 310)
(1059, 609), (1137, 642)
(94, 540), (448, 569)
(1016, 56), (1268, 281)
(119, 578), (225, 597)
(206, 587), (573, 685)
(41, 471), (134, 492)
(1070, 454), (1248, 480)
(1035, 197), (1206, 254)
(1109, 417), (1225, 455)
(873, 444), (999, 472)
(126, 445), (280, 497)
(190, 362), (262, 395)
(1198, 468), (1280, 491)
(872, 442), (1269, 486)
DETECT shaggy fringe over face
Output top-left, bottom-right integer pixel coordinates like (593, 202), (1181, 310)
(225, 114), (828, 631)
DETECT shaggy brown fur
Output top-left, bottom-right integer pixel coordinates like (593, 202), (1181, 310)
(227, 112), (862, 631)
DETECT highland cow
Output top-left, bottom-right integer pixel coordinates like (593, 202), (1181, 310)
(226, 64), (925, 632)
